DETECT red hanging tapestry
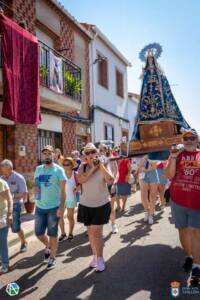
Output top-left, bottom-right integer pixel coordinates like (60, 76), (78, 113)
(0, 13), (41, 124)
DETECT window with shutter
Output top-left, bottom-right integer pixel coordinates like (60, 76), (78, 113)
(116, 69), (124, 98)
(97, 54), (108, 89)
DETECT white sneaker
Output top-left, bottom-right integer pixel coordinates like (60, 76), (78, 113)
(89, 255), (97, 268)
(148, 215), (154, 225)
(144, 212), (149, 222)
(0, 265), (8, 274)
(111, 224), (118, 234)
(95, 257), (105, 272)
(47, 257), (56, 270)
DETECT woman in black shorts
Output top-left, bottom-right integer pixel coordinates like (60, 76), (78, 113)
(77, 143), (114, 272)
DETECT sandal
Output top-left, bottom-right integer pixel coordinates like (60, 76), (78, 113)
(67, 234), (74, 240)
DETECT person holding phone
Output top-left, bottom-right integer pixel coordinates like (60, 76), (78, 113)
(165, 129), (200, 287)
(77, 143), (114, 272)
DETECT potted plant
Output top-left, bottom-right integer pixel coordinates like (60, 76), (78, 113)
(64, 71), (82, 96)
(39, 65), (49, 78)
(24, 178), (35, 214)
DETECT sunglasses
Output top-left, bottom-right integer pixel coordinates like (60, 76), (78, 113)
(183, 136), (197, 141)
(63, 163), (72, 167)
(85, 150), (97, 156)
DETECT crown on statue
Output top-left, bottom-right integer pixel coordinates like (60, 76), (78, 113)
(147, 50), (154, 57)
(170, 282), (180, 288)
(139, 43), (162, 62)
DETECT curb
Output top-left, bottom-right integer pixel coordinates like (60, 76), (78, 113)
(9, 228), (35, 248)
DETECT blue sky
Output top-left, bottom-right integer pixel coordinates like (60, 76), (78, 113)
(62, 0), (200, 132)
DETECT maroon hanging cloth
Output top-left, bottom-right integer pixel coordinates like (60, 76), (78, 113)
(0, 13), (41, 124)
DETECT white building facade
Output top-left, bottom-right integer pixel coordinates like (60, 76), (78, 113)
(127, 92), (139, 141)
(83, 24), (132, 145)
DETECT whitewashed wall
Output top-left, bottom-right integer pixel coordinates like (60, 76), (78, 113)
(38, 114), (62, 132)
(127, 97), (138, 140)
(90, 35), (129, 143)
(92, 109), (129, 145)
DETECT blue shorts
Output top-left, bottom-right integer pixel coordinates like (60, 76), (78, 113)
(35, 207), (59, 237)
(171, 200), (200, 229)
(143, 170), (159, 184)
(157, 168), (168, 185)
(116, 183), (131, 196)
(12, 202), (22, 233)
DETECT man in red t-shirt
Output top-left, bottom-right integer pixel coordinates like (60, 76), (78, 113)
(165, 129), (200, 287)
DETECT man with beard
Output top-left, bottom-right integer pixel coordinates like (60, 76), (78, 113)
(34, 145), (66, 270)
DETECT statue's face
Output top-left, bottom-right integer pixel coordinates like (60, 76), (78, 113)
(147, 56), (154, 65)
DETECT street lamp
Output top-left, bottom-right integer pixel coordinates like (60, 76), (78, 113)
(92, 56), (107, 65)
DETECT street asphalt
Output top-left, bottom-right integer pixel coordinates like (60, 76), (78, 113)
(0, 191), (200, 300)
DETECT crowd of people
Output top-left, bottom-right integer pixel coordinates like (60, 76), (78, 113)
(0, 128), (200, 286)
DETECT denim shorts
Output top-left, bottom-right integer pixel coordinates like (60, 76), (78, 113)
(35, 207), (59, 237)
(157, 168), (168, 185)
(143, 170), (159, 184)
(12, 202), (22, 233)
(116, 183), (131, 196)
(171, 200), (200, 229)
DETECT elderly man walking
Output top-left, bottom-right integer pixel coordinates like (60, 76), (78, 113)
(0, 177), (13, 274)
(165, 129), (200, 287)
(1, 159), (28, 252)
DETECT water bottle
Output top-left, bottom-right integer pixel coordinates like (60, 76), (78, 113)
(35, 178), (41, 201)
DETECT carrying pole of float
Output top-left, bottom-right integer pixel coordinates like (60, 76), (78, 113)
(127, 139), (130, 158)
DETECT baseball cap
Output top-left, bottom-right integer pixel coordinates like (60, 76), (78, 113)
(42, 145), (54, 153)
(182, 129), (198, 138)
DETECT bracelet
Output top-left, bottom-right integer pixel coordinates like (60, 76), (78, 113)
(170, 157), (177, 160)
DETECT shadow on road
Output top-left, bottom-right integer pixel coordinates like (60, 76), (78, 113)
(0, 231), (91, 299)
(39, 244), (193, 300)
(62, 233), (112, 265)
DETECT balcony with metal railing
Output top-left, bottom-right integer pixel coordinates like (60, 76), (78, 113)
(0, 37), (82, 112)
(39, 41), (82, 102)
